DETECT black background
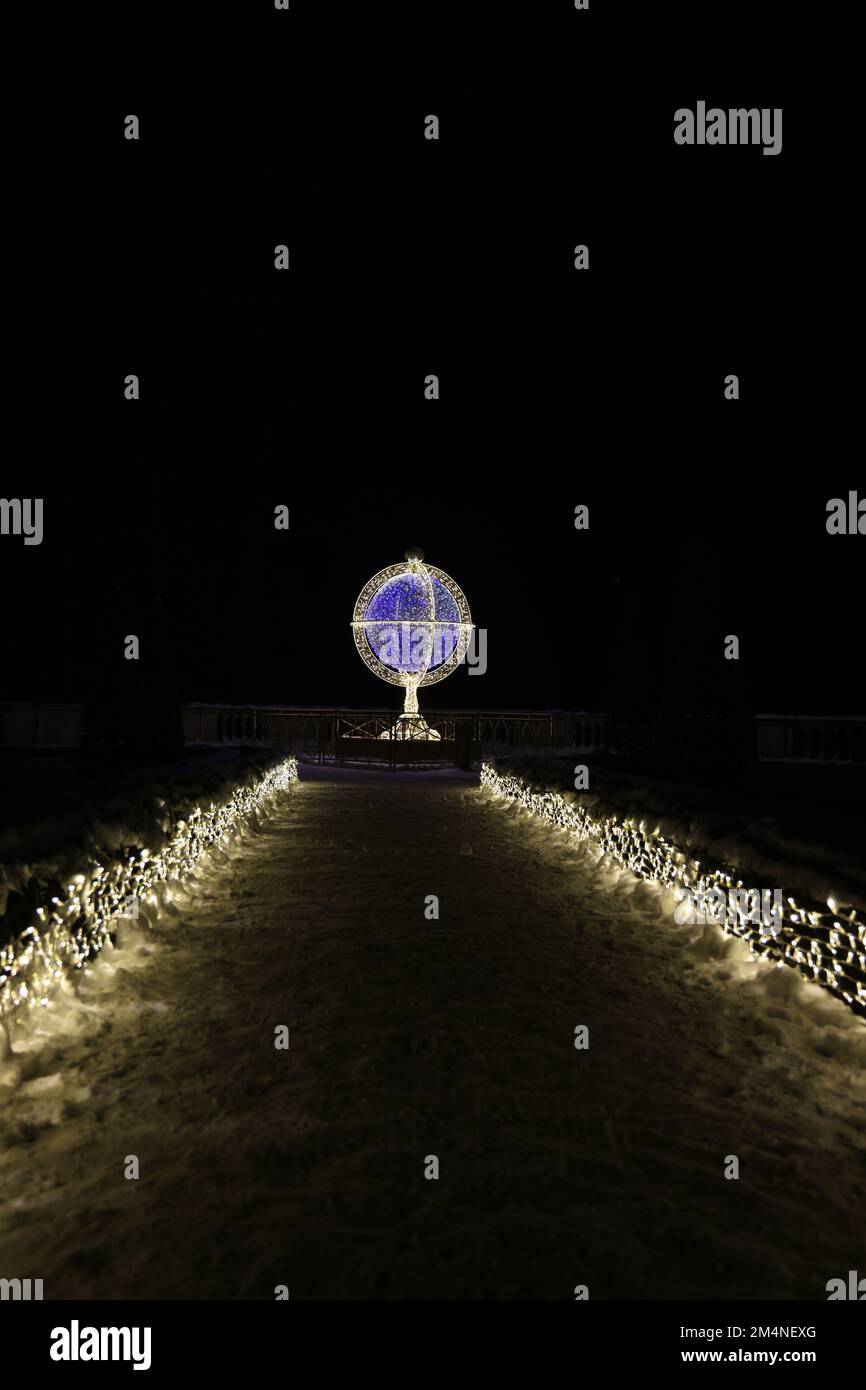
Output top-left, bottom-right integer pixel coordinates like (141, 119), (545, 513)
(5, 2), (860, 716)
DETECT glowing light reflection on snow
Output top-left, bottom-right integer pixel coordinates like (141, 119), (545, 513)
(481, 763), (866, 1020)
(0, 757), (298, 1027)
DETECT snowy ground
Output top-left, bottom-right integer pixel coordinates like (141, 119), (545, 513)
(0, 763), (864, 1300)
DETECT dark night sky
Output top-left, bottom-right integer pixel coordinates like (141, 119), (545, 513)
(4, 9), (861, 716)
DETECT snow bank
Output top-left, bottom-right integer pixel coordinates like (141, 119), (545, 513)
(0, 755), (298, 1030)
(481, 763), (866, 1023)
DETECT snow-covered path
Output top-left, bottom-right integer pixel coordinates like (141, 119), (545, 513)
(1, 765), (864, 1300)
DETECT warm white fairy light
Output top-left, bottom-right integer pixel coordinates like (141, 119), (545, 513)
(481, 763), (866, 1020)
(351, 549), (473, 736)
(0, 756), (298, 1027)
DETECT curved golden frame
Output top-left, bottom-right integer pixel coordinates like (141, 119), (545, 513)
(350, 557), (473, 696)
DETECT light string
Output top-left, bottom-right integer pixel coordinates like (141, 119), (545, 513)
(480, 763), (866, 1021)
(0, 756), (298, 1027)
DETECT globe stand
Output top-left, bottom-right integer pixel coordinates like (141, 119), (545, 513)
(379, 681), (442, 742)
(352, 548), (472, 755)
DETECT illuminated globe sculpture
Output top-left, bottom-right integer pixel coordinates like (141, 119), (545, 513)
(351, 548), (473, 740)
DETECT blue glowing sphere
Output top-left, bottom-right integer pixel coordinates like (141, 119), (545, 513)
(352, 555), (472, 694)
(364, 572), (461, 675)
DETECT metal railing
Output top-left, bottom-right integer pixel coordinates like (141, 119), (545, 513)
(179, 705), (607, 766)
(4, 703), (862, 768)
(183, 708), (866, 768)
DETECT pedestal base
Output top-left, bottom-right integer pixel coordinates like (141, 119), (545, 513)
(379, 714), (442, 742)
